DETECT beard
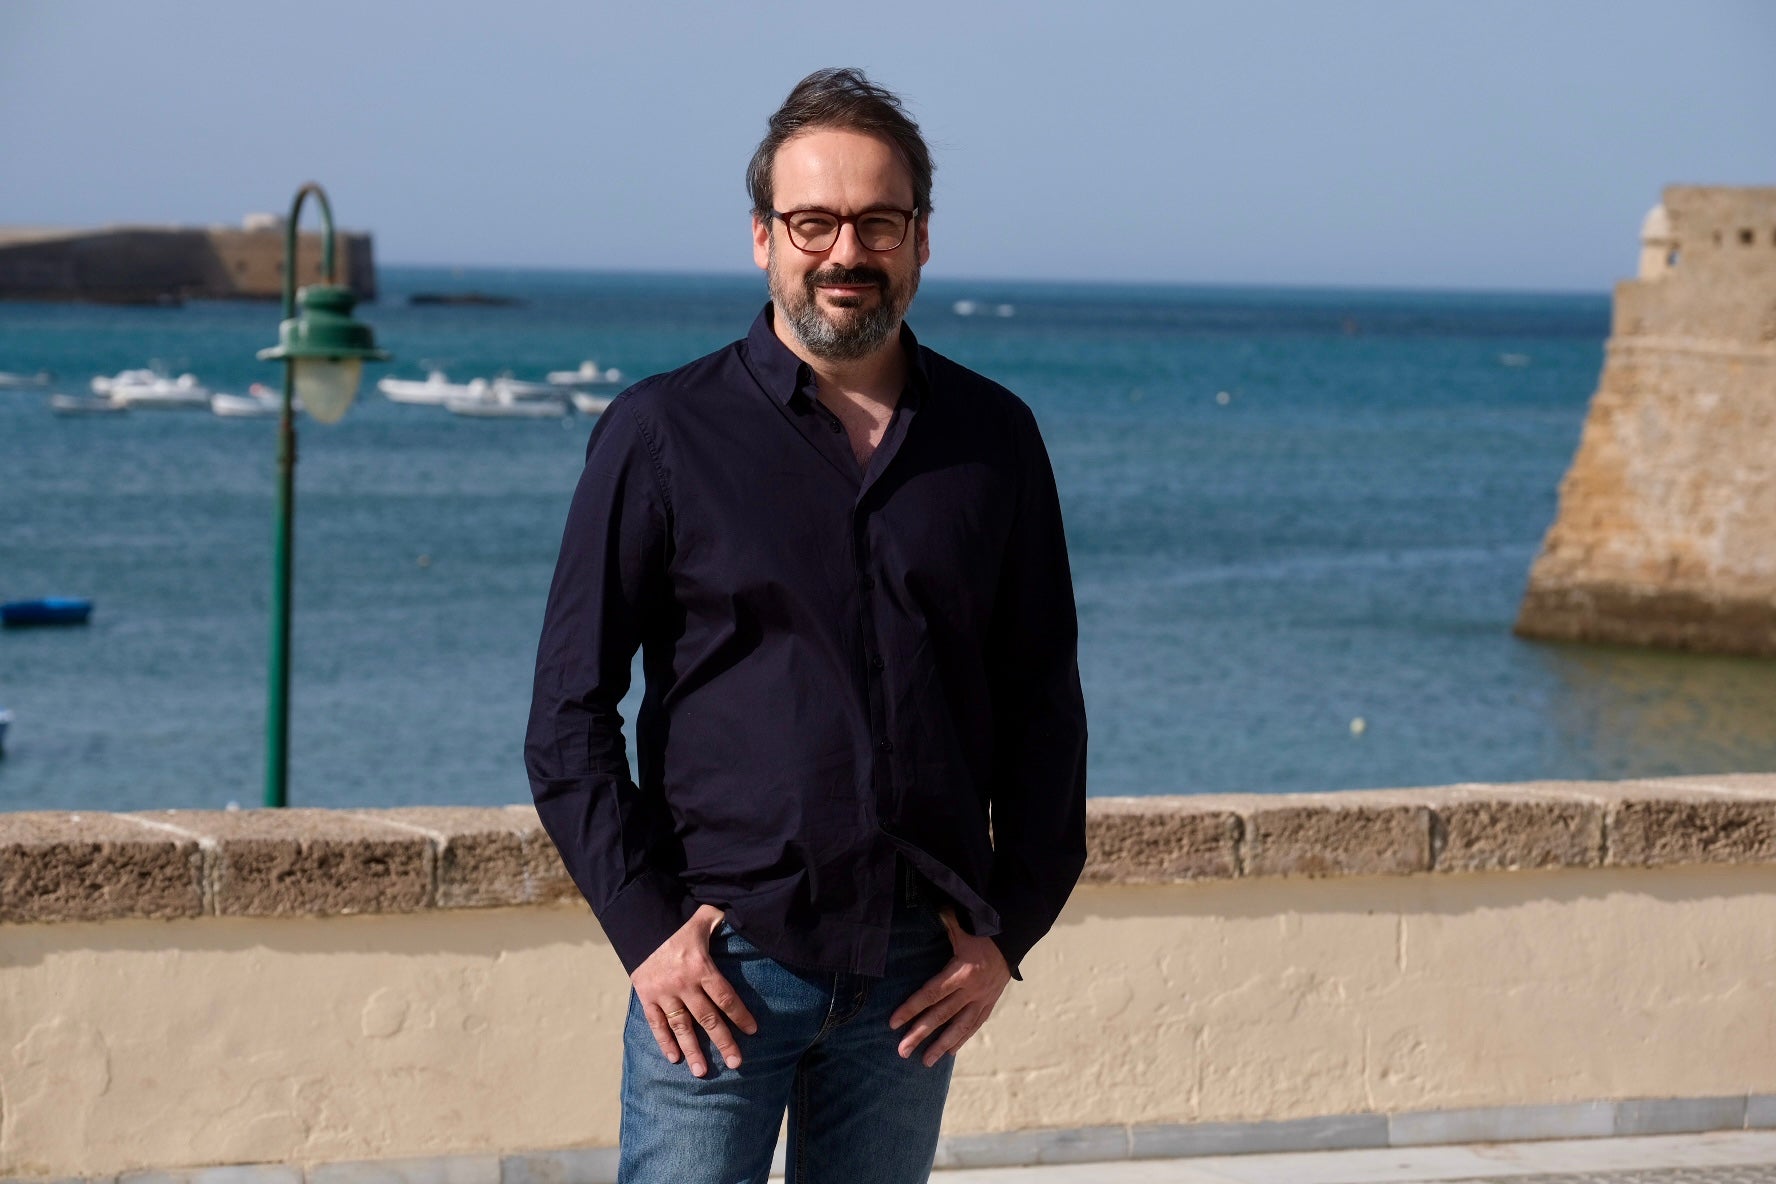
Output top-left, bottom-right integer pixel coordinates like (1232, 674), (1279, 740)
(769, 237), (920, 362)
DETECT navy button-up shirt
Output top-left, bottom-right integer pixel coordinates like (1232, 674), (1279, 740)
(526, 306), (1087, 978)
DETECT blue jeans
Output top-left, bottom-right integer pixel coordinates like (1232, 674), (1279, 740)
(618, 894), (957, 1184)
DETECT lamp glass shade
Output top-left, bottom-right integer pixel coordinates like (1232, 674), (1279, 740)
(293, 357), (362, 423)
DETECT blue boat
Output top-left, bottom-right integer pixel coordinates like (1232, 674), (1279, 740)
(1, 597), (94, 627)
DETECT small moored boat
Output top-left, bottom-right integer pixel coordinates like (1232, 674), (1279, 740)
(105, 371), (211, 409)
(570, 391), (613, 416)
(1, 597), (95, 627)
(447, 393), (569, 418)
(211, 385), (296, 417)
(547, 360), (624, 387)
(490, 375), (561, 400)
(50, 393), (129, 416)
(378, 369), (476, 405)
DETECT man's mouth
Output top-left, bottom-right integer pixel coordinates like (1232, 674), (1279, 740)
(808, 268), (887, 299)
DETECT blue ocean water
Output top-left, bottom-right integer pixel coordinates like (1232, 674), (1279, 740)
(2, 269), (1774, 812)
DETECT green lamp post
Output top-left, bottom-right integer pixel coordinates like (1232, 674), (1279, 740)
(257, 182), (389, 808)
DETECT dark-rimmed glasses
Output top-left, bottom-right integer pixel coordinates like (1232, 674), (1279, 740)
(769, 207), (919, 253)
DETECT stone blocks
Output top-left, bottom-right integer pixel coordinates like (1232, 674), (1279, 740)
(0, 811), (202, 922)
(5, 777), (1776, 924)
(126, 809), (433, 917)
(348, 806), (576, 908)
(1080, 797), (1240, 882)
(1234, 791), (1432, 878)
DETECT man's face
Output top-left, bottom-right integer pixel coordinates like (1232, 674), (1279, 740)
(752, 128), (930, 362)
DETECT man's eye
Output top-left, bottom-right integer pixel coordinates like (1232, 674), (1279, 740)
(792, 215), (837, 235)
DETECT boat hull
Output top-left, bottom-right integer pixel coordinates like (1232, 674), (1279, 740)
(446, 397), (568, 419)
(1, 598), (94, 627)
(50, 394), (128, 416)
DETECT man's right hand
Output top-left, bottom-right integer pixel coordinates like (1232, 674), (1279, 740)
(630, 903), (759, 1077)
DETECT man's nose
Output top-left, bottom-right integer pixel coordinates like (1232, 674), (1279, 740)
(825, 221), (870, 266)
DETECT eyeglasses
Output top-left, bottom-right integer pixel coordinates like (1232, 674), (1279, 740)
(770, 207), (919, 253)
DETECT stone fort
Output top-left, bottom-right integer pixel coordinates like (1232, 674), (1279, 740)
(0, 213), (375, 304)
(1517, 184), (1776, 656)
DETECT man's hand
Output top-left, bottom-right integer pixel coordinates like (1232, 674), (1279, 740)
(889, 908), (1012, 1067)
(631, 904), (758, 1077)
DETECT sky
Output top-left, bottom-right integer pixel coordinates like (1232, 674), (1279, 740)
(2, 0), (1773, 291)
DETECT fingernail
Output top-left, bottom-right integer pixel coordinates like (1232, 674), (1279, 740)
(726, 1056), (741, 1069)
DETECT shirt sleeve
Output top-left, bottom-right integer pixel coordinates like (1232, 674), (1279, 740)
(525, 394), (691, 975)
(983, 402), (1089, 979)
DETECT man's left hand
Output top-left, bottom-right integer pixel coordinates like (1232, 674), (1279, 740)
(889, 908), (1012, 1067)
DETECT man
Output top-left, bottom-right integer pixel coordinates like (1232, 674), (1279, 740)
(526, 67), (1087, 1184)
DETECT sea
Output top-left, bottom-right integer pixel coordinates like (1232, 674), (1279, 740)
(3, 269), (1775, 813)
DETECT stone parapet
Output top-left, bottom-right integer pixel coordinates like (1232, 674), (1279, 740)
(6, 775), (1776, 924)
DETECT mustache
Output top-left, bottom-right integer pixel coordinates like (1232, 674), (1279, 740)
(806, 265), (890, 290)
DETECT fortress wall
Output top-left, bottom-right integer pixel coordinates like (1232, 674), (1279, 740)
(0, 227), (375, 303)
(5, 780), (1776, 1178)
(207, 229), (376, 302)
(1517, 185), (1776, 655)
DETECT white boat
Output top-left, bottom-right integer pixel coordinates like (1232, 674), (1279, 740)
(377, 369), (475, 405)
(490, 375), (562, 400)
(0, 705), (11, 753)
(110, 372), (211, 409)
(0, 370), (52, 389)
(50, 393), (129, 416)
(570, 391), (613, 416)
(547, 360), (624, 387)
(212, 384), (295, 417)
(91, 368), (158, 395)
(446, 393), (569, 419)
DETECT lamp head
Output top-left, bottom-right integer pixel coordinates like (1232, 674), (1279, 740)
(258, 284), (389, 423)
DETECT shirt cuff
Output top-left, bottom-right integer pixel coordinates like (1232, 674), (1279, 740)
(989, 931), (1029, 982)
(597, 870), (694, 975)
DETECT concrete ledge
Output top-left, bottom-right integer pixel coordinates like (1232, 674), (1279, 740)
(6, 776), (1776, 924)
(11, 1095), (1772, 1183)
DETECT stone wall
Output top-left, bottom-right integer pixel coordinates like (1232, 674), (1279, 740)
(5, 778), (1776, 1179)
(1516, 185), (1776, 655)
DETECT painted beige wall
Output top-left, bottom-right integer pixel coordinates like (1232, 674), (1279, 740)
(6, 865), (1776, 1177)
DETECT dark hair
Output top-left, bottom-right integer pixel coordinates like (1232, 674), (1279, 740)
(747, 68), (933, 218)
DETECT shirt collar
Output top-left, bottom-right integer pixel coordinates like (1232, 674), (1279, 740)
(743, 303), (931, 409)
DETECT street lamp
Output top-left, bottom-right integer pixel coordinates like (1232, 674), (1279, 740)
(257, 182), (389, 807)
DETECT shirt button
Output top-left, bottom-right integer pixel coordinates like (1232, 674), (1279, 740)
(877, 738), (894, 753)
(869, 653), (885, 672)
(860, 575), (876, 590)
(827, 419), (842, 434)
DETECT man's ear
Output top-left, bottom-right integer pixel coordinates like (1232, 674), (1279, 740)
(916, 212), (931, 267)
(752, 214), (771, 272)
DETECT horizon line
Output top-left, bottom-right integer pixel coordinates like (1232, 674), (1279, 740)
(375, 261), (1614, 301)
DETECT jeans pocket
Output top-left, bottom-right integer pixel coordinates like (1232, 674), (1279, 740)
(710, 917), (758, 959)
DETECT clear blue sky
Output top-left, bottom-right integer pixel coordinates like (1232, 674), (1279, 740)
(3, 0), (1772, 291)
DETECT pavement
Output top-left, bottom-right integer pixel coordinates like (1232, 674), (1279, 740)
(933, 1132), (1776, 1183)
